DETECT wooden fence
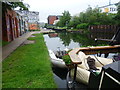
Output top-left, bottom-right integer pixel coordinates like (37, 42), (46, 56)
(89, 25), (119, 39)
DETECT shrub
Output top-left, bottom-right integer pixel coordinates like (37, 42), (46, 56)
(62, 54), (71, 65)
(92, 22), (101, 25)
(76, 23), (89, 29)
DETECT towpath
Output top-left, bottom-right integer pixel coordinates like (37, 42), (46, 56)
(2, 29), (54, 61)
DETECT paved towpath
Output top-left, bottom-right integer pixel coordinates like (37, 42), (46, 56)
(2, 29), (55, 61)
(2, 31), (36, 61)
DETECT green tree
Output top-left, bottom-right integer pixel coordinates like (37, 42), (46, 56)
(68, 16), (81, 29)
(2, 1), (29, 11)
(76, 23), (89, 29)
(115, 2), (120, 25)
(57, 11), (71, 27)
(10, 2), (29, 10)
(69, 5), (117, 30)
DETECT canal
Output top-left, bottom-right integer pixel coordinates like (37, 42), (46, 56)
(43, 31), (108, 51)
(43, 30), (115, 89)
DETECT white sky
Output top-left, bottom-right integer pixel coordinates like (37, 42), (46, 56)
(23, 0), (120, 23)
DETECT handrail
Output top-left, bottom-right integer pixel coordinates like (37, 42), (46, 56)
(68, 48), (82, 64)
(68, 45), (120, 64)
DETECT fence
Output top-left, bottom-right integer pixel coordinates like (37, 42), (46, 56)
(89, 25), (119, 39)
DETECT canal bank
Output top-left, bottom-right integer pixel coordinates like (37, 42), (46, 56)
(2, 33), (57, 88)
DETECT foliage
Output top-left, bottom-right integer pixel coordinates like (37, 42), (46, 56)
(46, 25), (55, 29)
(44, 23), (48, 28)
(76, 23), (89, 29)
(29, 29), (41, 31)
(9, 2), (29, 10)
(56, 27), (67, 29)
(92, 22), (101, 25)
(2, 34), (57, 88)
(77, 6), (116, 25)
(2, 1), (29, 11)
(62, 54), (71, 65)
(55, 3), (120, 30)
(57, 11), (71, 27)
(68, 16), (81, 29)
(67, 5), (119, 30)
(115, 2), (120, 25)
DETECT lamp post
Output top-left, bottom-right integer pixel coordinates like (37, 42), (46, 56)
(109, 0), (111, 5)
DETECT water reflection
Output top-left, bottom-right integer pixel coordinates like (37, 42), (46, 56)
(52, 67), (68, 88)
(57, 31), (107, 47)
(44, 33), (80, 51)
(90, 32), (114, 39)
(44, 31), (109, 51)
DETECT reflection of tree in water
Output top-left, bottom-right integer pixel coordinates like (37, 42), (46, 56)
(58, 32), (71, 46)
(58, 32), (107, 47)
(69, 32), (95, 46)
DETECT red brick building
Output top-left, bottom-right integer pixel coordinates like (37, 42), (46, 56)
(2, 8), (19, 42)
(29, 23), (39, 30)
(2, 2), (29, 42)
(48, 15), (57, 25)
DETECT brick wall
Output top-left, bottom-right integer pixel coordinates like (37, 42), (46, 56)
(2, 9), (19, 42)
(48, 16), (57, 25)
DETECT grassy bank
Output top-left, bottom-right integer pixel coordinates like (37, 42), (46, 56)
(2, 33), (57, 88)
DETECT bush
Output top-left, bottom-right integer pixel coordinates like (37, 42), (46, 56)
(92, 22), (101, 25)
(76, 23), (89, 29)
(62, 54), (71, 65)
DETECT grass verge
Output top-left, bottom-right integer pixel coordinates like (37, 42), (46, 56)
(2, 41), (10, 47)
(2, 33), (57, 88)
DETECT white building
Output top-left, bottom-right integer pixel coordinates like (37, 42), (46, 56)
(16, 10), (39, 23)
(16, 10), (39, 30)
(99, 3), (118, 13)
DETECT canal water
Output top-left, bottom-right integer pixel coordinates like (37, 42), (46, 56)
(43, 31), (106, 51)
(43, 31), (116, 89)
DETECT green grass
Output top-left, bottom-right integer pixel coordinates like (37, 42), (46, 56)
(29, 29), (41, 31)
(2, 33), (57, 88)
(2, 41), (10, 47)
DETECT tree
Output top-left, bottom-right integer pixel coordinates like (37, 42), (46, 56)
(2, 1), (29, 12)
(57, 11), (71, 27)
(68, 16), (81, 29)
(115, 2), (120, 25)
(69, 5), (117, 30)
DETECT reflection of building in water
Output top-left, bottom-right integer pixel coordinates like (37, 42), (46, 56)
(48, 33), (58, 38)
(89, 25), (119, 39)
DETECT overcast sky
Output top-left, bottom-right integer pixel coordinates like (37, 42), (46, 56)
(23, 0), (119, 23)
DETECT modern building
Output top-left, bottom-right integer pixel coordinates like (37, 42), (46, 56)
(16, 10), (39, 30)
(48, 15), (61, 25)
